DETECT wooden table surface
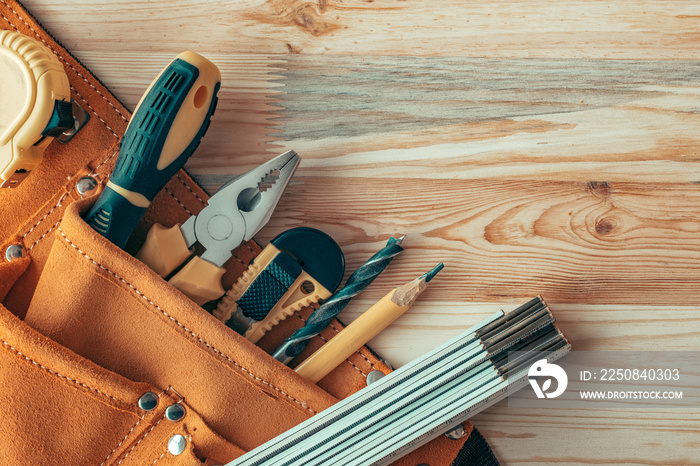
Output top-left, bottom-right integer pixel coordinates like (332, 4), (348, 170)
(21, 1), (700, 464)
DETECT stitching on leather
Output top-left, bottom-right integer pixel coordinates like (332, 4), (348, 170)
(70, 85), (121, 139)
(150, 451), (167, 465)
(175, 173), (207, 207)
(27, 219), (61, 251)
(58, 228), (317, 415)
(20, 192), (68, 241)
(0, 12), (18, 31)
(100, 412), (147, 466)
(102, 387), (167, 466)
(117, 417), (163, 465)
(0, 339), (130, 405)
(92, 147), (120, 176)
(164, 187), (194, 216)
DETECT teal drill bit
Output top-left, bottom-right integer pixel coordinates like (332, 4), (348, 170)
(271, 236), (405, 364)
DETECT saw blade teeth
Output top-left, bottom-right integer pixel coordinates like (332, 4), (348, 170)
(258, 169), (281, 192)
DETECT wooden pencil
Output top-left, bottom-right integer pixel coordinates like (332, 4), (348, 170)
(295, 263), (444, 383)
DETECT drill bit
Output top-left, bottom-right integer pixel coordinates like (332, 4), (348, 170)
(271, 236), (405, 364)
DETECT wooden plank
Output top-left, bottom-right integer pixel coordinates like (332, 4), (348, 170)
(476, 406), (700, 465)
(69, 53), (700, 186)
(339, 301), (700, 366)
(19, 0), (700, 59)
(265, 55), (700, 184)
(252, 177), (700, 305)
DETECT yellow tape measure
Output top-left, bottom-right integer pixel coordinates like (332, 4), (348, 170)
(0, 31), (74, 188)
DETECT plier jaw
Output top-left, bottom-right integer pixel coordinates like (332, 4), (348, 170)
(236, 149), (301, 242)
(180, 150), (300, 267)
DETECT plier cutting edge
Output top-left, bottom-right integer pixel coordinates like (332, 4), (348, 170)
(137, 150), (301, 305)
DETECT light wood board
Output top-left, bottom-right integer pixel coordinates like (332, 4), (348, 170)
(20, 1), (700, 464)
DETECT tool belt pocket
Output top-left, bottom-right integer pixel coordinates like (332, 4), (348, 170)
(20, 196), (355, 463)
(14, 193), (469, 466)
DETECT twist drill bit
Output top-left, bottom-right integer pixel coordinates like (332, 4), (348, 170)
(271, 236), (405, 364)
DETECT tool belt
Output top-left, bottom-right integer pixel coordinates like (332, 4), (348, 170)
(0, 2), (498, 464)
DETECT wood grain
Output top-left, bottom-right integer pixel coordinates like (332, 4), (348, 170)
(341, 302), (700, 367)
(476, 406), (700, 465)
(60, 53), (700, 188)
(16, 1), (700, 464)
(254, 178), (700, 305)
(19, 1), (700, 59)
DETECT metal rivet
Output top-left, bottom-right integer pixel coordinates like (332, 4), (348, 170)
(366, 370), (386, 386)
(5, 244), (25, 262)
(168, 434), (186, 455)
(445, 424), (466, 440)
(138, 391), (159, 411)
(165, 403), (186, 421)
(76, 176), (98, 197)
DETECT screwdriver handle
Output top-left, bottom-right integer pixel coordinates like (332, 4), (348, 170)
(85, 51), (221, 248)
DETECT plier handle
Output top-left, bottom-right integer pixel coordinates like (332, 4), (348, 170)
(136, 150), (300, 305)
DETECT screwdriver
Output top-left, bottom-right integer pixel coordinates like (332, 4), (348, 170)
(84, 51), (221, 248)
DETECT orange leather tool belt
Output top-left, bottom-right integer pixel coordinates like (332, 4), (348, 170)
(0, 1), (498, 464)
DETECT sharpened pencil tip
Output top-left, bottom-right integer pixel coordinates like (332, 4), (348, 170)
(422, 263), (444, 283)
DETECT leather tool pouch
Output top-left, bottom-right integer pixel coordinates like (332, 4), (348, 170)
(0, 2), (498, 464)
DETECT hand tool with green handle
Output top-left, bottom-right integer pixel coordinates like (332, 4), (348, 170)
(84, 51), (221, 248)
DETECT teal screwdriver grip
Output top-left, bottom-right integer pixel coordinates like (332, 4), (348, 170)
(85, 54), (220, 248)
(84, 186), (147, 242)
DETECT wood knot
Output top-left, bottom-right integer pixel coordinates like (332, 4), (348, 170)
(588, 181), (612, 198)
(595, 217), (620, 236)
(260, 0), (342, 37)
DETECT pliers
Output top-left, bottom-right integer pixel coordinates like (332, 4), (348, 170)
(136, 150), (301, 305)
